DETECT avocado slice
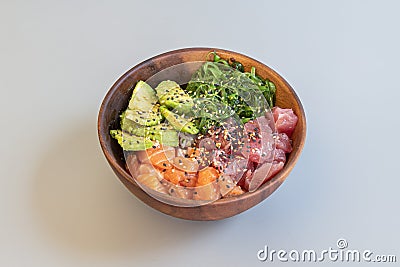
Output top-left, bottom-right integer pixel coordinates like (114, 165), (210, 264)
(121, 112), (178, 146)
(124, 104), (162, 126)
(149, 130), (179, 147)
(122, 120), (179, 147)
(125, 81), (162, 126)
(110, 130), (153, 151)
(128, 81), (158, 111)
(155, 80), (194, 114)
(160, 106), (199, 134)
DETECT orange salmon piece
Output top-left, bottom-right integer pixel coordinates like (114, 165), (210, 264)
(196, 167), (219, 186)
(146, 146), (174, 170)
(164, 168), (185, 185)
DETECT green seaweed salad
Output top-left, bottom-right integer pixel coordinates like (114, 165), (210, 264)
(111, 52), (277, 150)
(187, 52), (276, 132)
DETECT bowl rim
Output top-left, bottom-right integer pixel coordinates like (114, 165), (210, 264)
(98, 47), (307, 208)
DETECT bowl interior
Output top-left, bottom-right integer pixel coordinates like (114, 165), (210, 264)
(98, 48), (306, 220)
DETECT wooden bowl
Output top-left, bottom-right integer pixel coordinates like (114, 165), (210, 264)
(98, 48), (306, 220)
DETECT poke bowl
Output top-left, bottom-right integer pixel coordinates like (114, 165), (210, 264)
(97, 47), (306, 220)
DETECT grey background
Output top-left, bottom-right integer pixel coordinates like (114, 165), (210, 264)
(1, 0), (399, 266)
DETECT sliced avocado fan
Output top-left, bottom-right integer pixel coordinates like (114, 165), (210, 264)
(111, 80), (196, 150)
